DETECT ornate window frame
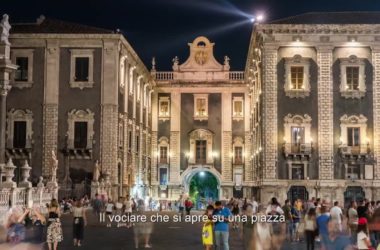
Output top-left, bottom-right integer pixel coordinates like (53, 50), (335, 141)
(233, 166), (243, 187)
(339, 114), (368, 154)
(193, 94), (209, 121)
(67, 109), (95, 149)
(129, 66), (136, 95)
(340, 55), (366, 99)
(136, 75), (143, 102)
(11, 49), (34, 89)
(284, 55), (310, 98)
(232, 137), (244, 164)
(283, 114), (312, 154)
(232, 96), (244, 121)
(158, 96), (170, 121)
(119, 55), (128, 91)
(69, 49), (94, 89)
(158, 136), (170, 165)
(188, 129), (214, 164)
(6, 109), (33, 148)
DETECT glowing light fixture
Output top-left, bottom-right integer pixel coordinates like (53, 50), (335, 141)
(199, 171), (206, 177)
(256, 14), (264, 22)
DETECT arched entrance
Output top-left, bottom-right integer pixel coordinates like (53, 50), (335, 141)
(189, 172), (218, 209)
(344, 186), (365, 208)
(287, 186), (308, 204)
(181, 167), (221, 209)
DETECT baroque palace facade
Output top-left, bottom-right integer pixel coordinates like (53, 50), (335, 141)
(4, 16), (154, 199)
(4, 12), (380, 205)
(246, 12), (380, 205)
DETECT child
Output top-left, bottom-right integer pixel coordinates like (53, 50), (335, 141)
(105, 198), (114, 227)
(202, 205), (214, 250)
(357, 217), (372, 250)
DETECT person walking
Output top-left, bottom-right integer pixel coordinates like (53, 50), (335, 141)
(124, 195), (133, 228)
(357, 217), (372, 250)
(115, 197), (124, 227)
(72, 200), (87, 247)
(242, 203), (254, 250)
(282, 199), (293, 242)
(291, 200), (301, 242)
(46, 199), (63, 250)
(105, 198), (114, 227)
(231, 202), (240, 229)
(185, 198), (193, 216)
(316, 205), (330, 249)
(348, 201), (358, 243)
(304, 207), (317, 250)
(213, 200), (232, 250)
(330, 201), (343, 232)
(202, 205), (214, 250)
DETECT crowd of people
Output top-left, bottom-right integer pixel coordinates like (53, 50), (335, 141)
(198, 196), (380, 250)
(4, 193), (380, 250)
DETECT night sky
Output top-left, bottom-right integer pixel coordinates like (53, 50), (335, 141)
(3, 0), (380, 70)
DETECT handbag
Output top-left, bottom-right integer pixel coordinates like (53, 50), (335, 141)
(297, 222), (305, 234)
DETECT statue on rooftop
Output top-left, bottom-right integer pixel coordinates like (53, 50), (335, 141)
(0, 14), (11, 45)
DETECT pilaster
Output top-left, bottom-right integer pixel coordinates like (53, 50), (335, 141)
(262, 47), (278, 180)
(221, 92), (232, 183)
(169, 90), (180, 184)
(317, 46), (334, 180)
(372, 48), (380, 179)
(42, 40), (59, 177)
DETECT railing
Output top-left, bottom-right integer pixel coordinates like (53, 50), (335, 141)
(339, 144), (370, 155)
(229, 71), (245, 81)
(14, 188), (26, 207)
(283, 143), (313, 155)
(154, 71), (245, 82)
(155, 72), (174, 81)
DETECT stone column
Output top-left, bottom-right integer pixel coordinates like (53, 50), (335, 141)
(262, 46), (278, 181)
(372, 48), (380, 182)
(244, 92), (252, 182)
(42, 40), (59, 177)
(151, 92), (158, 187)
(0, 15), (16, 165)
(169, 90), (180, 185)
(221, 92), (232, 183)
(317, 46), (334, 181)
(100, 40), (119, 194)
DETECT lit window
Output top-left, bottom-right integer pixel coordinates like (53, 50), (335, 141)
(234, 146), (243, 164)
(194, 94), (208, 120)
(346, 66), (359, 90)
(233, 96), (244, 121)
(284, 55), (310, 98)
(159, 96), (170, 120)
(347, 127), (360, 147)
(290, 66), (304, 90)
(196, 140), (207, 164)
(160, 146), (168, 164)
(340, 55), (366, 99)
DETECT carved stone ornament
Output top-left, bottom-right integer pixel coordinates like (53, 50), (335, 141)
(0, 14), (11, 45)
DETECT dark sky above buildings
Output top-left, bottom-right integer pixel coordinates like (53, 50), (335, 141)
(3, 0), (380, 70)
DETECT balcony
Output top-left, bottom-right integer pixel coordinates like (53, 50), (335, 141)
(283, 143), (312, 157)
(339, 144), (370, 156)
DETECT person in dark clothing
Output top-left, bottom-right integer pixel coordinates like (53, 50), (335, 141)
(357, 200), (368, 219)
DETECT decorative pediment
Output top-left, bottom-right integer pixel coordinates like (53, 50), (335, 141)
(340, 114), (367, 124)
(188, 128), (214, 140)
(284, 114), (312, 124)
(176, 36), (225, 72)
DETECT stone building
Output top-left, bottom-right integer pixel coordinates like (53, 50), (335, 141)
(4, 15), (154, 198)
(246, 12), (380, 205)
(151, 36), (248, 201)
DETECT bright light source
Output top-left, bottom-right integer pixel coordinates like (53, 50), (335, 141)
(199, 171), (205, 177)
(256, 14), (264, 22)
(250, 17), (255, 23)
